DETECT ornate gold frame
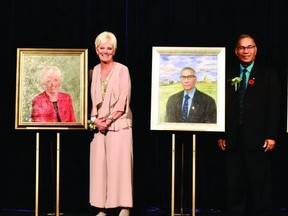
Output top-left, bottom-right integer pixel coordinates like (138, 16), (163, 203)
(15, 48), (88, 130)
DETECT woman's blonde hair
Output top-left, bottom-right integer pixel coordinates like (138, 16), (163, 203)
(95, 31), (117, 49)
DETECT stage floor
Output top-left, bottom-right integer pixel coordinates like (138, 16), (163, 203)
(1, 208), (288, 216)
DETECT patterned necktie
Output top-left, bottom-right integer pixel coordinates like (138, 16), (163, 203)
(182, 94), (190, 122)
(238, 68), (247, 124)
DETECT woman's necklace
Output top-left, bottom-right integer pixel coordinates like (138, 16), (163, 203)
(101, 63), (114, 99)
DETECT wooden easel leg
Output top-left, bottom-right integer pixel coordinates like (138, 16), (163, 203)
(174, 142), (189, 216)
(35, 133), (40, 216)
(171, 134), (175, 216)
(192, 134), (196, 216)
(35, 132), (62, 216)
(172, 133), (193, 216)
(56, 133), (60, 216)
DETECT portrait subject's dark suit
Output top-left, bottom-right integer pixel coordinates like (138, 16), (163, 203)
(224, 62), (280, 215)
(165, 88), (216, 123)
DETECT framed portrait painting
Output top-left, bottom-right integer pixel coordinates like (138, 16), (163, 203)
(150, 46), (225, 132)
(15, 48), (88, 130)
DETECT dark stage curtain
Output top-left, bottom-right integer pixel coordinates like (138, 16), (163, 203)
(1, 0), (288, 214)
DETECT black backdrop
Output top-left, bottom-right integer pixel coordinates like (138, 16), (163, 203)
(1, 0), (288, 214)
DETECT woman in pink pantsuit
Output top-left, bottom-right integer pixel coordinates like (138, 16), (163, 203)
(89, 31), (133, 216)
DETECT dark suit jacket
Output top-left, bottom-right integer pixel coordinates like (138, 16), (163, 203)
(225, 63), (280, 150)
(165, 88), (216, 123)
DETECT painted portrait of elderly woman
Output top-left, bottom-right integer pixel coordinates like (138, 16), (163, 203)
(15, 48), (88, 130)
(31, 66), (76, 122)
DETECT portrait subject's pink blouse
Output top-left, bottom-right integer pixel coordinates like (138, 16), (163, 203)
(31, 91), (76, 122)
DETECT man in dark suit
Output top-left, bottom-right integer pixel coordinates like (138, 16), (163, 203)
(218, 34), (280, 216)
(165, 66), (216, 123)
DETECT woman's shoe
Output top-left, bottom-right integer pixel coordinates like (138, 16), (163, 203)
(119, 208), (129, 216)
(96, 210), (107, 216)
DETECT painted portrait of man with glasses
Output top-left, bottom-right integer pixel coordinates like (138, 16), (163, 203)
(165, 66), (217, 123)
(150, 47), (225, 132)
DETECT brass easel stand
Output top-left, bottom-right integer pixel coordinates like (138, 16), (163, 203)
(35, 132), (62, 216)
(171, 134), (196, 216)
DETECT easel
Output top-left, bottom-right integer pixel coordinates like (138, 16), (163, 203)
(171, 134), (196, 216)
(35, 132), (61, 216)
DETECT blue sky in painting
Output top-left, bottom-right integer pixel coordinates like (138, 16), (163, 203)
(159, 54), (218, 82)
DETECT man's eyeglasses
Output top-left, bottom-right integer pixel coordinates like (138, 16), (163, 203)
(180, 75), (196, 80)
(237, 45), (256, 52)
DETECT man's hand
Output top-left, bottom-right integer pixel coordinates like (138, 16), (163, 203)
(218, 139), (226, 151)
(263, 139), (276, 152)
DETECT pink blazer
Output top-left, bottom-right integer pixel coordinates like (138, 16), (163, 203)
(31, 91), (76, 122)
(90, 62), (132, 130)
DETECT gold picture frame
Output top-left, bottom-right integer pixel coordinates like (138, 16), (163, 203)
(150, 46), (225, 132)
(15, 48), (88, 130)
